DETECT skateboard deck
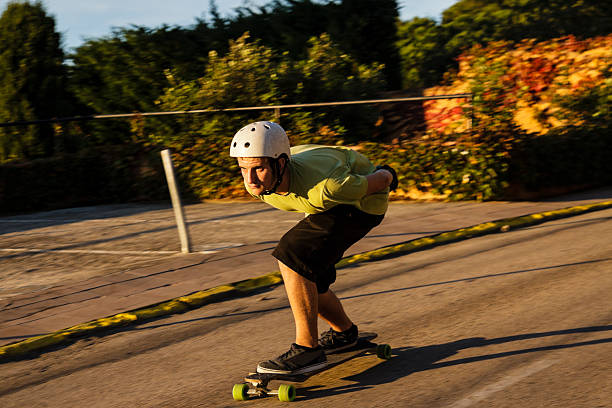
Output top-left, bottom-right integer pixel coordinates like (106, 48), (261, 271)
(232, 332), (391, 402)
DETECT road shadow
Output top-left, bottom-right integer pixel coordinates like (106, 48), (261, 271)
(99, 257), (612, 334)
(0, 203), (276, 237)
(0, 333), (50, 342)
(537, 186), (612, 203)
(0, 206), (275, 259)
(0, 243), (279, 314)
(340, 258), (612, 302)
(523, 216), (612, 231)
(364, 230), (447, 239)
(0, 203), (171, 235)
(294, 325), (612, 401)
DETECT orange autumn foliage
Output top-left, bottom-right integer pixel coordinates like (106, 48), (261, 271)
(423, 35), (612, 134)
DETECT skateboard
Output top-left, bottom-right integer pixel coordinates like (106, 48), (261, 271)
(232, 332), (391, 402)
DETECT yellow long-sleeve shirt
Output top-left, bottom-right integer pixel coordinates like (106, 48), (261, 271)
(246, 144), (389, 215)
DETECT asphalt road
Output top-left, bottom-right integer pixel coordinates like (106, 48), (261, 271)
(0, 208), (610, 407)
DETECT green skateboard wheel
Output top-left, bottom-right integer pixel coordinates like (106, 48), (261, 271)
(376, 343), (392, 359)
(278, 384), (296, 402)
(232, 383), (249, 401)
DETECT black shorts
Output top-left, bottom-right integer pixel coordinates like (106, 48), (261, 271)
(272, 205), (385, 294)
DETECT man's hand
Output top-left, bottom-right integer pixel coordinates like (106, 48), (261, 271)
(375, 165), (398, 191)
(365, 165), (399, 194)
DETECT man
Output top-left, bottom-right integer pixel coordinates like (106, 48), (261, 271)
(230, 121), (397, 375)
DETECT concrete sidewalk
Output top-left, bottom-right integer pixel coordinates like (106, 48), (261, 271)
(1, 187), (611, 348)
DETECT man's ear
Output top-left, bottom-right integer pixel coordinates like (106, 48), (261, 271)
(278, 156), (288, 172)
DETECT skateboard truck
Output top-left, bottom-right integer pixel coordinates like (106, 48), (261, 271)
(233, 376), (297, 402)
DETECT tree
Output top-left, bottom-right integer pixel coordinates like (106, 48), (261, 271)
(68, 25), (214, 145)
(222, 0), (401, 89)
(328, 0), (402, 89)
(224, 0), (331, 59)
(396, 17), (451, 89)
(442, 0), (612, 56)
(70, 25), (211, 115)
(0, 1), (68, 161)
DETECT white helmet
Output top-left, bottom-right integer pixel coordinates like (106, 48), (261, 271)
(230, 121), (290, 159)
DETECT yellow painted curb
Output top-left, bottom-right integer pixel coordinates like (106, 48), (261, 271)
(177, 285), (237, 308)
(1, 200), (610, 361)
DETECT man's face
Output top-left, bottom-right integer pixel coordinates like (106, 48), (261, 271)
(237, 157), (275, 195)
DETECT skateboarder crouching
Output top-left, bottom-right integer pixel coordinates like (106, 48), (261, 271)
(230, 121), (397, 375)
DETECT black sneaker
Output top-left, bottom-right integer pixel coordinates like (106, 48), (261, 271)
(318, 324), (359, 354)
(256, 343), (328, 375)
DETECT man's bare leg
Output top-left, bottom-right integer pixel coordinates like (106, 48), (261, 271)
(278, 261), (319, 348)
(318, 290), (353, 332)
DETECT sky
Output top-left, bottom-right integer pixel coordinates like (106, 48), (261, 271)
(0, 0), (458, 50)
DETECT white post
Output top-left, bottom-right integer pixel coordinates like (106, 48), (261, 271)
(161, 149), (191, 253)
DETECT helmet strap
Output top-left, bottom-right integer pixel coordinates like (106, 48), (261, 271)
(261, 155), (288, 196)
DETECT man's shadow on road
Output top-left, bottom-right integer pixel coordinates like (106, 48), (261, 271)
(294, 325), (612, 401)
